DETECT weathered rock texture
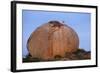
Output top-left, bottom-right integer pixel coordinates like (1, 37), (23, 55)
(27, 21), (79, 60)
(23, 49), (91, 62)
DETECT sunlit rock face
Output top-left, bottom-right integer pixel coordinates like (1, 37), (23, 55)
(27, 21), (79, 60)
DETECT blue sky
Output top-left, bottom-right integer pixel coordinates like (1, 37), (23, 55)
(22, 10), (91, 58)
